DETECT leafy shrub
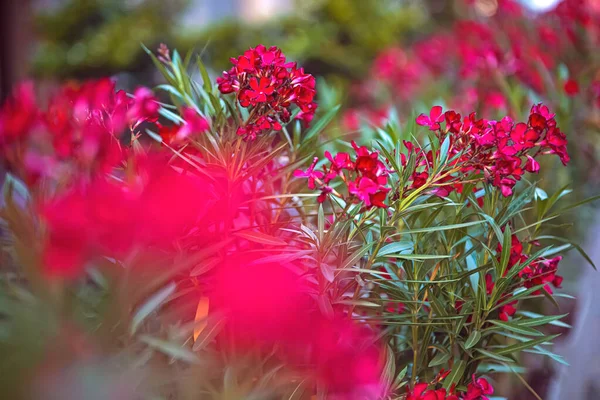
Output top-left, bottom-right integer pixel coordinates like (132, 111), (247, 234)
(0, 43), (596, 399)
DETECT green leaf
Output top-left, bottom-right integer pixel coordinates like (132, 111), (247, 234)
(476, 348), (514, 363)
(158, 105), (185, 124)
(139, 335), (201, 364)
(193, 318), (226, 351)
(477, 213), (504, 243)
(488, 320), (544, 336)
(145, 128), (163, 143)
(3, 173), (30, 201)
(494, 334), (560, 355)
(378, 241), (414, 257)
(395, 220), (484, 236)
(233, 230), (287, 246)
(320, 262), (335, 283)
(339, 243), (374, 271)
(443, 360), (466, 389)
(517, 312), (571, 328)
(429, 351), (451, 367)
(535, 188), (548, 200)
(551, 194), (600, 216)
(465, 330), (482, 349)
(318, 204), (325, 244)
(525, 346), (569, 365)
(247, 250), (313, 266)
(130, 282), (177, 335)
(439, 135), (450, 166)
(393, 365), (408, 389)
(498, 226), (512, 276)
(197, 56), (212, 93)
(465, 239), (479, 294)
(535, 235), (596, 270)
(385, 254), (453, 260)
(301, 105), (340, 143)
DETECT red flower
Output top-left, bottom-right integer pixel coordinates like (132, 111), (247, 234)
(416, 106), (444, 130)
(485, 273), (495, 295)
(159, 107), (209, 144)
(296, 142), (390, 209)
(341, 109), (361, 131)
(385, 302), (405, 314)
(519, 255), (563, 294)
(407, 384), (456, 400)
(372, 47), (424, 99)
(317, 186), (333, 203)
(370, 190), (389, 208)
(211, 255), (386, 397)
(128, 86), (160, 124)
(0, 78), (150, 184)
(293, 157), (324, 190)
(411, 104), (568, 198)
(0, 81), (38, 144)
(563, 79), (580, 96)
(349, 176), (380, 205)
(39, 153), (213, 278)
(464, 375), (494, 400)
(246, 77), (275, 102)
(218, 45), (317, 140)
(325, 151), (354, 172)
(499, 301), (517, 321)
(407, 383), (428, 400)
(525, 155), (540, 173)
(175, 107), (210, 141)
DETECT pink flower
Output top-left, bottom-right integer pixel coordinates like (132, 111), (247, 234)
(210, 255), (385, 397)
(128, 87), (160, 124)
(416, 106), (444, 130)
(39, 153), (213, 278)
(349, 176), (379, 205)
(175, 107), (210, 141)
(525, 155), (540, 173)
(294, 157), (324, 190)
(295, 142), (390, 209)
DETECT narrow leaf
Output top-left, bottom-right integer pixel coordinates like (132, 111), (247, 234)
(233, 230), (287, 246)
(131, 282), (177, 335)
(465, 330), (482, 349)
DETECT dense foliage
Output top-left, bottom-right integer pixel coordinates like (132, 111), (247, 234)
(0, 39), (596, 399)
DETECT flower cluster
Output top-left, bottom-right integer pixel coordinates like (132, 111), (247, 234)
(406, 383), (459, 400)
(348, 0), (600, 132)
(0, 79), (160, 185)
(416, 104), (569, 197)
(406, 375), (493, 400)
(40, 154), (212, 278)
(486, 233), (563, 321)
(217, 45), (317, 140)
(211, 256), (385, 397)
(294, 141), (391, 208)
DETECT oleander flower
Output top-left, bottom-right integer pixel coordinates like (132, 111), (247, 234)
(217, 45), (317, 140)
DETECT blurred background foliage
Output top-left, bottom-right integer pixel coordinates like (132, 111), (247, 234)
(32, 0), (427, 83)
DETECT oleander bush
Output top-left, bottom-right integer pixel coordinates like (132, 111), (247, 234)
(0, 41), (597, 399)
